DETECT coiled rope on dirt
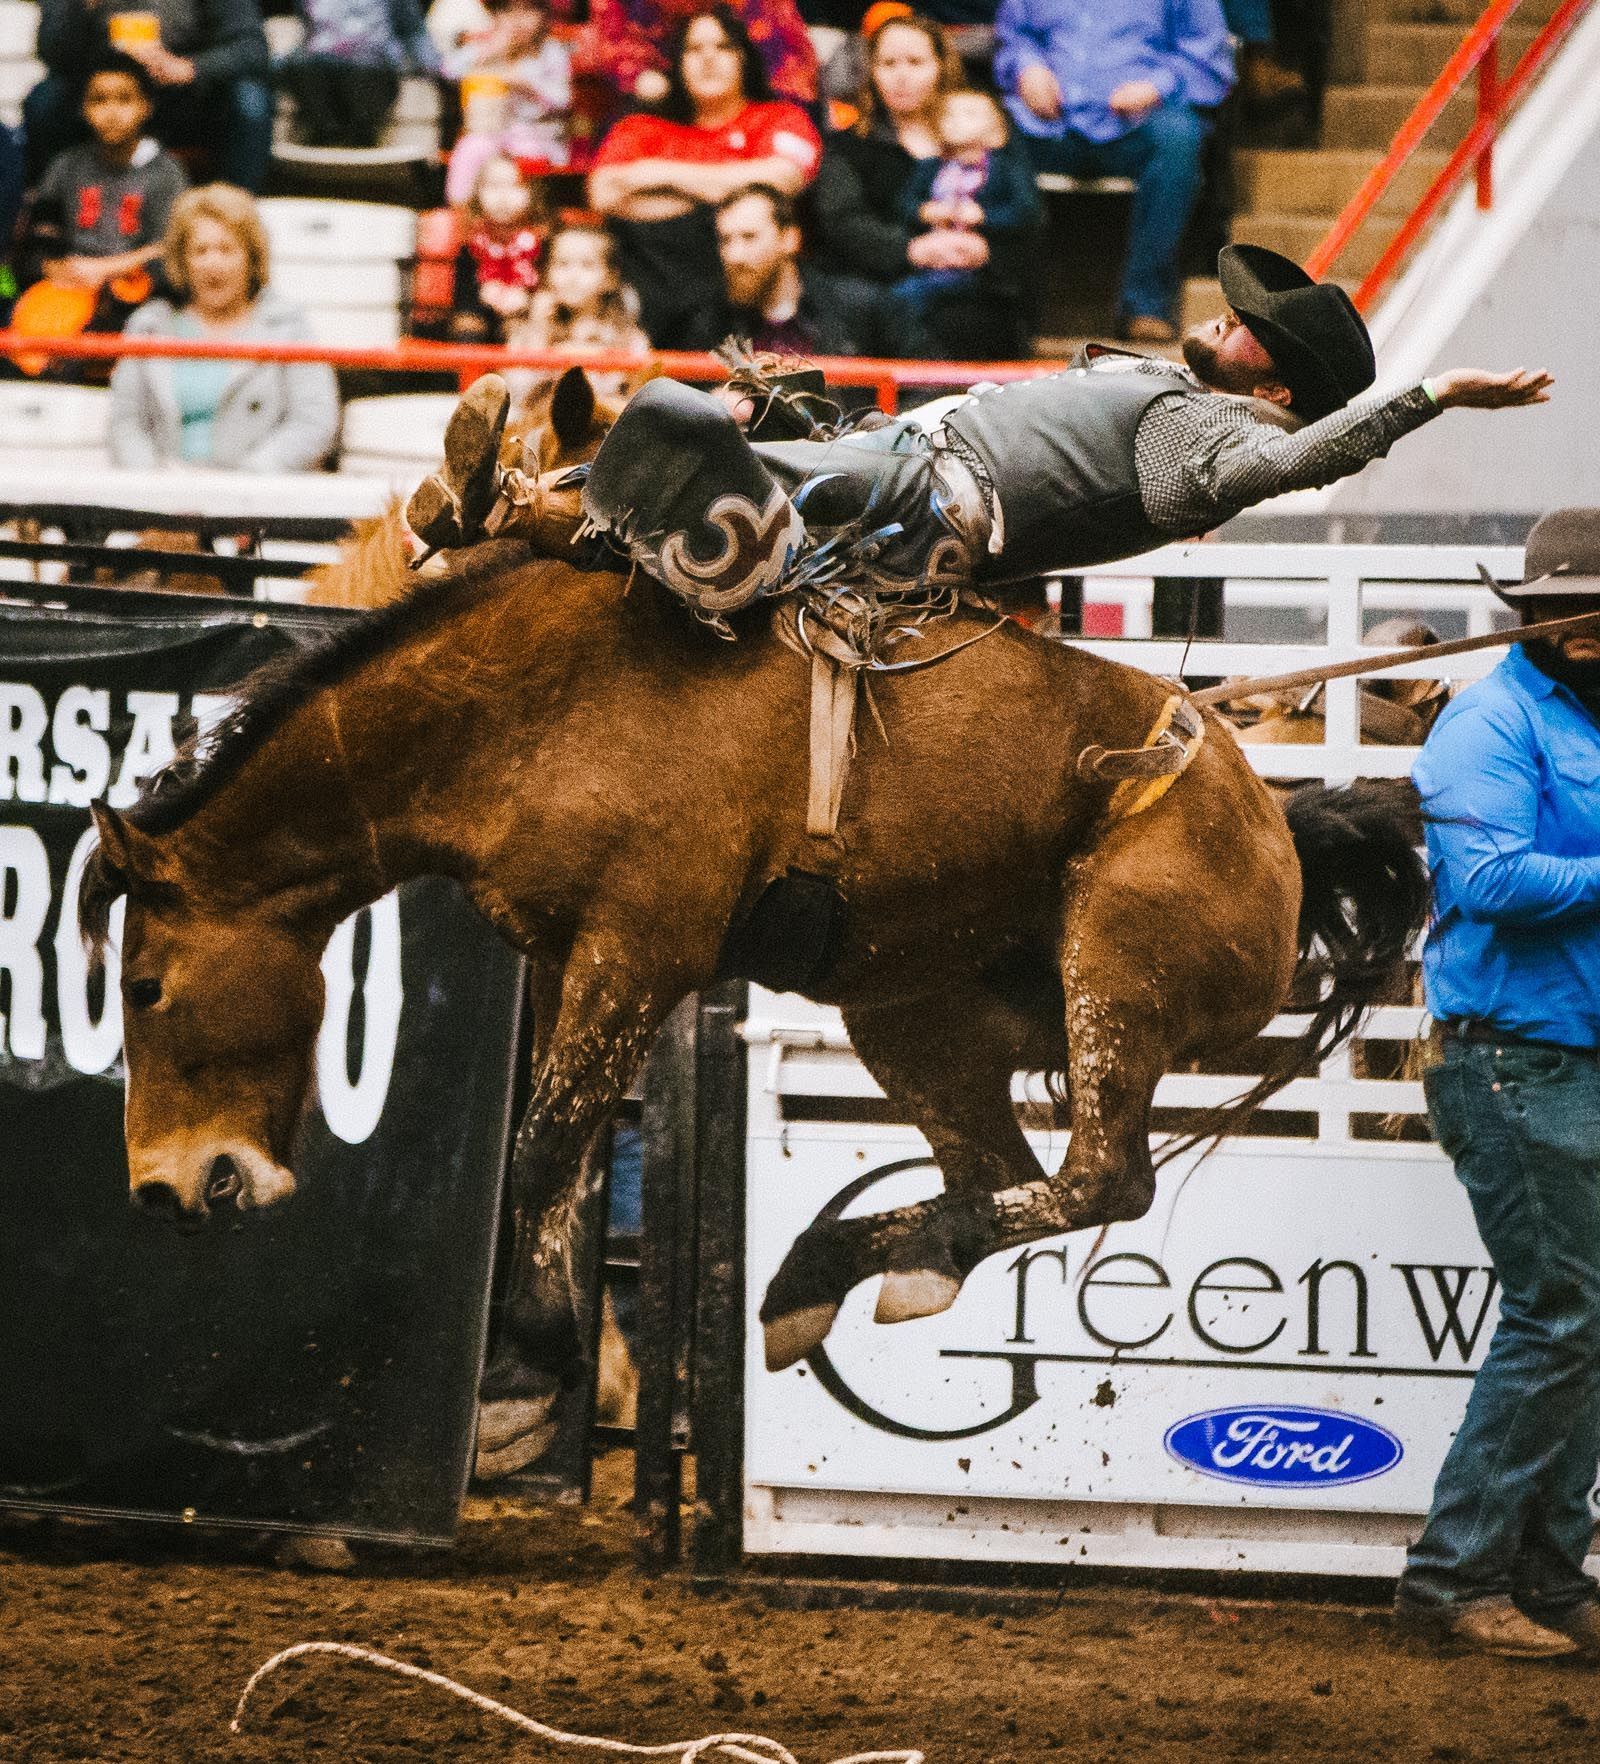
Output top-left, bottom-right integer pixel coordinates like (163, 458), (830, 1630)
(231, 1641), (925, 1764)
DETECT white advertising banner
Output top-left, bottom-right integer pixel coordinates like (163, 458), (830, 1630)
(740, 1029), (1599, 1579)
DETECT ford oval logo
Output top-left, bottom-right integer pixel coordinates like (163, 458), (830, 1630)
(1164, 1404), (1402, 1488)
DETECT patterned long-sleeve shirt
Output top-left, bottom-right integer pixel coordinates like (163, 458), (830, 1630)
(1127, 358), (1440, 534)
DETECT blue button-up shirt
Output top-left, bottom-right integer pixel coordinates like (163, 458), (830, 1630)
(994, 0), (1235, 145)
(1414, 644), (1600, 1048)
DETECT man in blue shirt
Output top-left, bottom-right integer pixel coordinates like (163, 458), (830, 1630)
(1398, 507), (1600, 1659)
(994, 0), (1234, 340)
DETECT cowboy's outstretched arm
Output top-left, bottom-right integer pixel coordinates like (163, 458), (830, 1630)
(1142, 367), (1553, 531)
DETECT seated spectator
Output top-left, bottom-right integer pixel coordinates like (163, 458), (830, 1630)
(511, 221), (647, 352)
(506, 221), (649, 396)
(109, 184), (341, 470)
(995, 0), (1234, 341)
(450, 152), (549, 338)
(576, 0), (816, 114)
(444, 0), (572, 202)
(587, 6), (821, 348)
(277, 0), (442, 148)
(26, 0), (273, 193)
(14, 53), (186, 338)
(688, 182), (894, 355)
(812, 13), (1035, 359)
(893, 88), (1035, 331)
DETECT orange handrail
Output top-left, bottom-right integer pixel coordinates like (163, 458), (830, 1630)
(1307, 0), (1593, 309)
(0, 331), (1067, 414)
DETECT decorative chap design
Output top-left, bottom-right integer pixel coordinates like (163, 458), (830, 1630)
(1164, 1404), (1403, 1488)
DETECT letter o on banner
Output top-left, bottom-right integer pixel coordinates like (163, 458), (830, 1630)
(56, 827), (123, 1073)
(317, 891), (403, 1145)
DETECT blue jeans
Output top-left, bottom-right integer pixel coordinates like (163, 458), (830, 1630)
(24, 72), (274, 192)
(890, 265), (978, 325)
(1398, 1039), (1600, 1616)
(1221, 0), (1275, 43)
(1019, 102), (1211, 324)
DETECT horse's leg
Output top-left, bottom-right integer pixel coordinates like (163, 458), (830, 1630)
(760, 812), (1294, 1370)
(760, 983), (1063, 1369)
(477, 944), (676, 1474)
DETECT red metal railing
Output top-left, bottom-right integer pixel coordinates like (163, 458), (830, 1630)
(1306, 0), (1593, 310)
(0, 331), (1066, 413)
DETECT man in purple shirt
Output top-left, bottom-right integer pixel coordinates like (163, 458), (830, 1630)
(994, 0), (1234, 340)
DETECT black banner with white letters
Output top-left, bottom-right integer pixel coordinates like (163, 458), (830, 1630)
(0, 589), (522, 1544)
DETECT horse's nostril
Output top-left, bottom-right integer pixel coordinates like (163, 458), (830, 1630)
(132, 1181), (184, 1219)
(206, 1157), (242, 1205)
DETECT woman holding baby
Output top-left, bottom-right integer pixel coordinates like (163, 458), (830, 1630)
(812, 11), (1039, 360)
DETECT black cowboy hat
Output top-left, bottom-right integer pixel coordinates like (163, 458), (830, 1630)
(1484, 507), (1600, 602)
(1218, 244), (1376, 424)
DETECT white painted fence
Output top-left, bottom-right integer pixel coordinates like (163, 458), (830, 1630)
(741, 543), (1600, 1577)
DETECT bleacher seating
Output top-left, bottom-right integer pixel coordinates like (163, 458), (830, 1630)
(0, 0), (40, 131)
(259, 197), (416, 347)
(265, 15), (443, 179)
(337, 391), (456, 478)
(0, 381), (111, 468)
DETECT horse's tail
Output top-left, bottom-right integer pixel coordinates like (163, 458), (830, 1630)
(1155, 778), (1430, 1167)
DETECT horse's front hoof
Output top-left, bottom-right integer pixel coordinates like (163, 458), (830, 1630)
(874, 1267), (961, 1324)
(763, 1303), (840, 1372)
(474, 1394), (560, 1480)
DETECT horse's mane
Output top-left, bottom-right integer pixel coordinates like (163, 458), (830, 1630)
(78, 546), (555, 966)
(130, 550), (535, 839)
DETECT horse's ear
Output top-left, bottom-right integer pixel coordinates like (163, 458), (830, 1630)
(90, 799), (154, 879)
(549, 365), (596, 450)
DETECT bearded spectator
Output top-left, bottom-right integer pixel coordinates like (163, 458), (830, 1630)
(689, 182), (895, 355)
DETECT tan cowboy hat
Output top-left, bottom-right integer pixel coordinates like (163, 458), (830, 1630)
(1485, 507), (1600, 601)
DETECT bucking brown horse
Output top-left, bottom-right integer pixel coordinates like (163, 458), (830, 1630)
(78, 482), (1429, 1458)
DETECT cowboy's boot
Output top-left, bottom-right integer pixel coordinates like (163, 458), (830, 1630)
(405, 373), (513, 552)
(579, 378), (806, 623)
(481, 460), (591, 554)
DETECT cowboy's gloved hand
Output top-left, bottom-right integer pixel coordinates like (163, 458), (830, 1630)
(1432, 367), (1554, 409)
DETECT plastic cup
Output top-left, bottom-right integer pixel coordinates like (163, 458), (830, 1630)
(108, 11), (161, 46)
(461, 71), (509, 133)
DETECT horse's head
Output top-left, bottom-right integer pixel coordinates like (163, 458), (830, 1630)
(84, 800), (324, 1222)
(514, 362), (633, 471)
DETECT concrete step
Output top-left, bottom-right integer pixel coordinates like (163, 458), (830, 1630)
(1234, 146), (1452, 217)
(1366, 19), (1540, 82)
(1380, 0), (1568, 22)
(1230, 209), (1400, 278)
(1321, 80), (1477, 148)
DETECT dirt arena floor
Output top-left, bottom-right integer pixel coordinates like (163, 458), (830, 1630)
(3, 1451), (1599, 1764)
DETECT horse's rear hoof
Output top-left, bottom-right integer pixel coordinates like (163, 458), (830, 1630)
(763, 1303), (840, 1372)
(474, 1395), (560, 1480)
(875, 1268), (961, 1324)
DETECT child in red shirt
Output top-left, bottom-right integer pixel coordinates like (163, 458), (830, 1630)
(453, 152), (549, 340)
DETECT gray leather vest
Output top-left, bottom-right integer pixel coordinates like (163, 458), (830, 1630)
(944, 365), (1193, 578)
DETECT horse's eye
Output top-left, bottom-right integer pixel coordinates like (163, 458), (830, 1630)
(127, 977), (163, 1010)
